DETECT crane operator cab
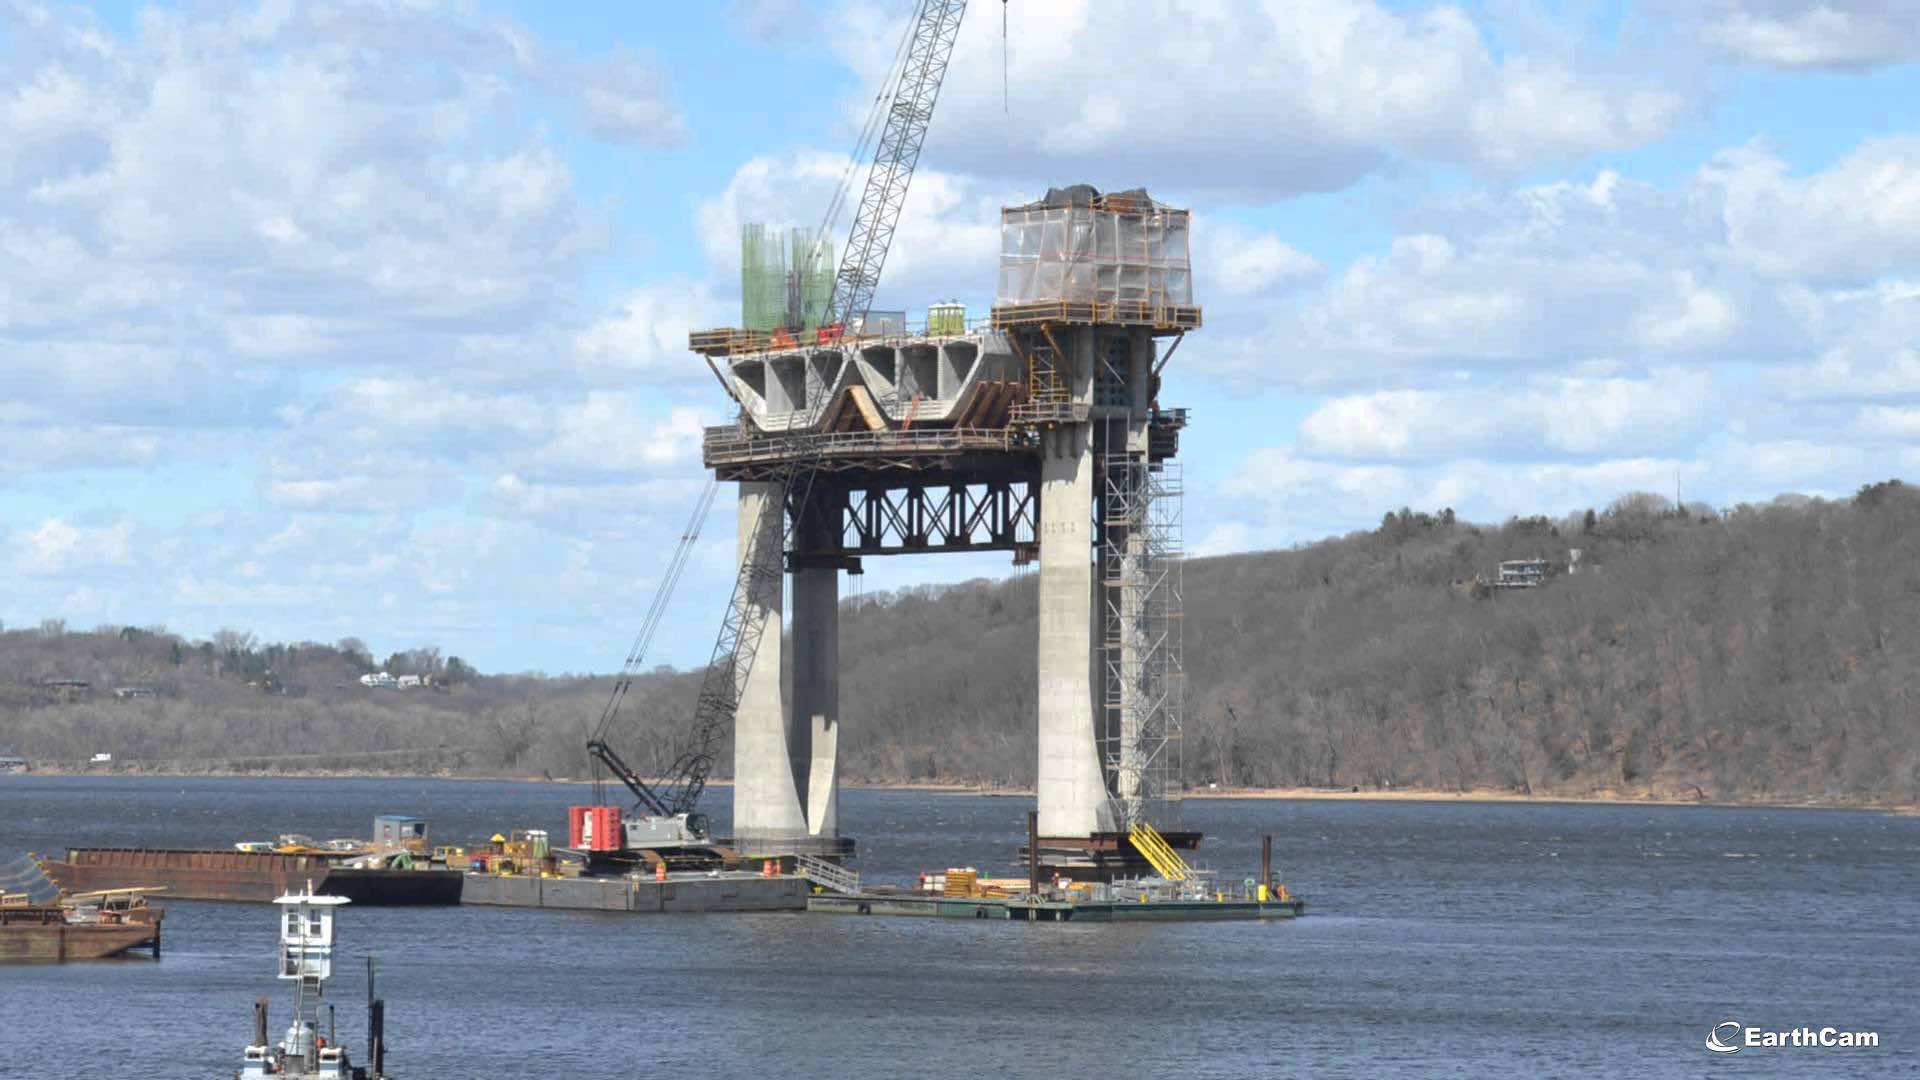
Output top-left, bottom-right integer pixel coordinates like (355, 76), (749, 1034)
(623, 811), (711, 849)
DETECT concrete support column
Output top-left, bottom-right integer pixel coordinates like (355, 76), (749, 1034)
(792, 504), (840, 838)
(1036, 424), (1115, 838)
(731, 481), (807, 840)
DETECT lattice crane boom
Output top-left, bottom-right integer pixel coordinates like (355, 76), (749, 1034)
(826, 0), (968, 332)
(595, 0), (970, 825)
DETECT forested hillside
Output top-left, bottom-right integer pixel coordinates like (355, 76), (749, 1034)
(5, 482), (1918, 806)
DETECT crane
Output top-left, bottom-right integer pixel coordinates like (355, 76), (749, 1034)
(585, 0), (970, 855)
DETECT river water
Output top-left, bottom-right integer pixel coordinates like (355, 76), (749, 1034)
(1, 775), (1915, 1078)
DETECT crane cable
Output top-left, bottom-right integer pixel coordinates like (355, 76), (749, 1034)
(589, 478), (720, 805)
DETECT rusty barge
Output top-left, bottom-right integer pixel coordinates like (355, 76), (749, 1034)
(40, 815), (464, 905)
(0, 890), (164, 961)
(41, 849), (463, 905)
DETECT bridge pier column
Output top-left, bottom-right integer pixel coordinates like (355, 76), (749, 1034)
(1036, 422), (1115, 839)
(792, 500), (841, 839)
(731, 480), (808, 843)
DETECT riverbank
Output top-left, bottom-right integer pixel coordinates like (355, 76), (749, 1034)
(11, 766), (1913, 813)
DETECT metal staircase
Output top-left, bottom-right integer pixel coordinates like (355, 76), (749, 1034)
(793, 853), (861, 895)
(1127, 821), (1193, 882)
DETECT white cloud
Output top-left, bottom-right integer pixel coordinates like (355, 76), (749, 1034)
(14, 517), (133, 574)
(575, 281), (731, 379)
(1856, 405), (1920, 439)
(1707, 139), (1920, 283)
(577, 48), (686, 146)
(1698, 1), (1920, 70)
(833, 0), (1684, 199)
(730, 0), (811, 44)
(1206, 225), (1322, 296)
(1297, 369), (1715, 462)
(1194, 143), (1920, 389)
(0, 0), (604, 430)
(527, 398), (714, 476)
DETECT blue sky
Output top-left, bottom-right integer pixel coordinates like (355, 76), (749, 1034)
(5, 0), (1920, 673)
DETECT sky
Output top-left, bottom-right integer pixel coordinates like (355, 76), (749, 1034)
(4, 0), (1920, 673)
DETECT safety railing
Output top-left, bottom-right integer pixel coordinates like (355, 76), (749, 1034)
(794, 853), (860, 895)
(702, 425), (1022, 465)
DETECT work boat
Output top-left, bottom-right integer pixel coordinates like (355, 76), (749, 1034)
(236, 886), (391, 1079)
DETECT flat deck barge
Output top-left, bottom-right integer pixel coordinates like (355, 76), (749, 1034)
(0, 898), (164, 961)
(42, 849), (463, 905)
(808, 891), (1306, 921)
(461, 871), (808, 913)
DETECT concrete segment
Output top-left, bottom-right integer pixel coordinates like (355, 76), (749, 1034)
(728, 332), (1017, 432)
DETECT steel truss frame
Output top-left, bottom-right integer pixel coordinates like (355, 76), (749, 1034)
(788, 478), (1038, 561)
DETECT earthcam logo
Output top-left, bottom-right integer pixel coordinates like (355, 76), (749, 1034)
(1707, 1019), (1880, 1053)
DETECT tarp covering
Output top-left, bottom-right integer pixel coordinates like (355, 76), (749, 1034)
(0, 854), (62, 905)
(998, 186), (1192, 307)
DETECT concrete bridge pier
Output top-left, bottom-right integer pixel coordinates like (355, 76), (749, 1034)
(729, 481), (848, 857)
(1036, 422), (1117, 840)
(729, 481), (809, 846)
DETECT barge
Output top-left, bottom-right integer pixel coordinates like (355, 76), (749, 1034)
(809, 890), (1304, 921)
(42, 815), (463, 905)
(42, 849), (464, 905)
(461, 868), (807, 913)
(0, 888), (164, 961)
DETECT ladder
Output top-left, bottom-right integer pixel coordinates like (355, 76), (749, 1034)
(1127, 821), (1192, 882)
(794, 853), (861, 895)
(1008, 326), (1076, 426)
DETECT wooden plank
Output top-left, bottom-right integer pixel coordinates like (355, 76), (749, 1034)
(845, 385), (886, 431)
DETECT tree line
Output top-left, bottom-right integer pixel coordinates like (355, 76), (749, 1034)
(3, 481), (1917, 806)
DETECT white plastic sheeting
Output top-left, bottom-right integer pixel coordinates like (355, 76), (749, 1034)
(997, 200), (1192, 307)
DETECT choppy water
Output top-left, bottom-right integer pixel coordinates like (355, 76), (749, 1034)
(2, 776), (1915, 1078)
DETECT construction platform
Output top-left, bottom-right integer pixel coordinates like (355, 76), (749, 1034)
(459, 871), (807, 914)
(807, 891), (1304, 922)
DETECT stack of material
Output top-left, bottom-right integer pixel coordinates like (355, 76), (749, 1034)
(941, 867), (978, 898)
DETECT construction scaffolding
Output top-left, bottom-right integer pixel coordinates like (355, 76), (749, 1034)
(1097, 415), (1185, 830)
(997, 187), (1193, 309)
(741, 224), (836, 335)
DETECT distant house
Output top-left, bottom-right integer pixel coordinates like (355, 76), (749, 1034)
(1493, 559), (1550, 588)
(396, 674), (424, 690)
(89, 752), (112, 765)
(112, 686), (155, 700)
(359, 672), (399, 689)
(0, 755), (28, 774)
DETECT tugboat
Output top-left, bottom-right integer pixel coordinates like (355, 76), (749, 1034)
(236, 885), (391, 1079)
